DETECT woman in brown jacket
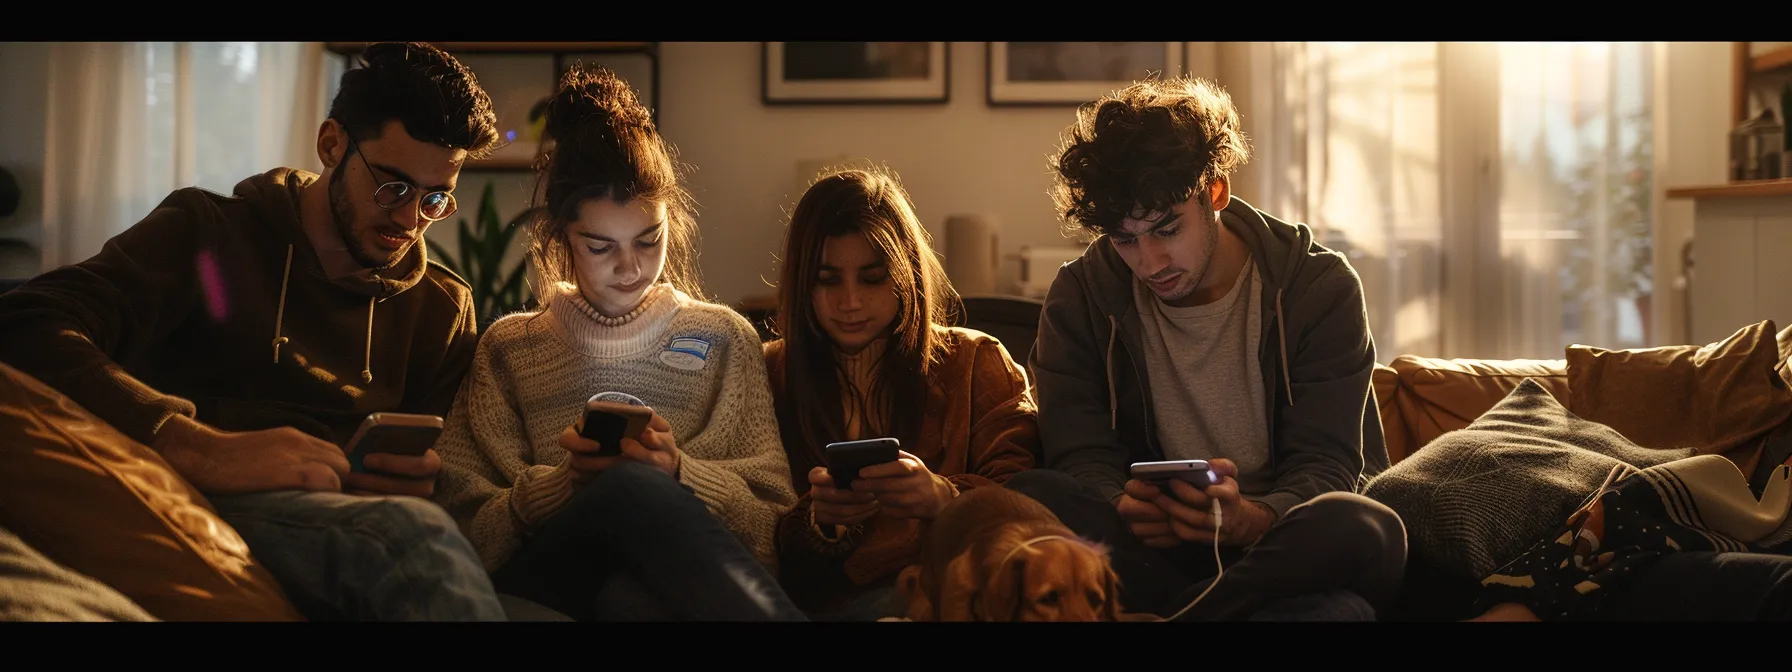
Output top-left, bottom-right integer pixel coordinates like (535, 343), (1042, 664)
(764, 165), (1039, 619)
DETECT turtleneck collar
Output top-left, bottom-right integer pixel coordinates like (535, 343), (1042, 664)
(547, 282), (683, 359)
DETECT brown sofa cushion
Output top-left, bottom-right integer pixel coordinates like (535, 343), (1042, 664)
(1566, 320), (1792, 475)
(1374, 357), (1570, 465)
(0, 362), (303, 621)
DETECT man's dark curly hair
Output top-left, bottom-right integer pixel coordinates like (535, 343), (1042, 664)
(328, 42), (503, 159)
(1050, 76), (1251, 238)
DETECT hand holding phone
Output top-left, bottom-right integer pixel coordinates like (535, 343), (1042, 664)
(339, 413), (444, 499)
(343, 413), (444, 474)
(576, 398), (655, 457)
(1130, 460), (1222, 490)
(824, 438), (902, 491)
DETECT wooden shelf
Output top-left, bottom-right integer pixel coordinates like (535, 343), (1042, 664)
(325, 42), (654, 56)
(1666, 178), (1792, 199)
(1754, 45), (1792, 74)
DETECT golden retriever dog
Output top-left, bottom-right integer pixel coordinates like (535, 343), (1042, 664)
(896, 485), (1121, 621)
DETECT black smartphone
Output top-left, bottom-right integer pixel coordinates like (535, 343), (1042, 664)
(1130, 459), (1221, 489)
(343, 413), (444, 473)
(825, 437), (901, 491)
(577, 399), (655, 457)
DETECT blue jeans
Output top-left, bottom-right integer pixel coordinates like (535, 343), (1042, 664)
(490, 461), (805, 622)
(208, 490), (506, 621)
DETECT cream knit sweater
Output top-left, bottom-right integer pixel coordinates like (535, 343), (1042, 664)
(431, 283), (798, 572)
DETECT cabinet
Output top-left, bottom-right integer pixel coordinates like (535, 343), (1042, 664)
(1668, 184), (1792, 344)
(323, 42), (659, 172)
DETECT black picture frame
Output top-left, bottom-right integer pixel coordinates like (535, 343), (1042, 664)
(762, 42), (951, 105)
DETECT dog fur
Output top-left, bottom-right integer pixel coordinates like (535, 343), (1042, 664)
(896, 486), (1121, 621)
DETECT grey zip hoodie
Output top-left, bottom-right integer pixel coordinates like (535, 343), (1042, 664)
(1029, 196), (1389, 521)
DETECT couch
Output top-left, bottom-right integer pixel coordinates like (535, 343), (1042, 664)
(1371, 321), (1792, 620)
(4, 297), (1789, 620)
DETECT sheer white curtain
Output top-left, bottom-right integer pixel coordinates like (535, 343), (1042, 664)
(1243, 41), (1657, 362)
(40, 42), (340, 269)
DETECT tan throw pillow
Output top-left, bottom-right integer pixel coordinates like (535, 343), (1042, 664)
(0, 362), (303, 621)
(1566, 320), (1792, 463)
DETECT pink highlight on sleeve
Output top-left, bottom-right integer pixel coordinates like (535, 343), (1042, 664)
(196, 249), (229, 322)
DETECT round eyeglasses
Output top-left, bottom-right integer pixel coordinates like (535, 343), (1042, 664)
(348, 137), (458, 222)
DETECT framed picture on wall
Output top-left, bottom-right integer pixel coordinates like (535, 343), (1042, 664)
(987, 42), (1185, 106)
(762, 42), (950, 105)
(453, 53), (558, 171)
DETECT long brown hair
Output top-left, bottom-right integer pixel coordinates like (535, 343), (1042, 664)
(525, 62), (704, 301)
(773, 165), (961, 466)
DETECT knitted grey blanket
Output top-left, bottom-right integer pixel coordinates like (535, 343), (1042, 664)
(1364, 379), (1696, 581)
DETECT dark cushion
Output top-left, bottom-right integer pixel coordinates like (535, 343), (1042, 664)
(1365, 379), (1697, 603)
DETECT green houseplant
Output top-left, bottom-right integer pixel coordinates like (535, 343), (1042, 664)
(426, 180), (542, 330)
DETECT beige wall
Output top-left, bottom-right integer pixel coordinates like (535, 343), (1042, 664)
(655, 41), (1104, 306)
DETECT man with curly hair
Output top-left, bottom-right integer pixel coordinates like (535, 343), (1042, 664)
(1005, 77), (1409, 622)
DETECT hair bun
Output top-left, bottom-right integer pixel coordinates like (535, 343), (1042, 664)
(543, 63), (652, 147)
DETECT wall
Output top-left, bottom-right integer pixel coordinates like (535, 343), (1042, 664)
(0, 42), (49, 278)
(0, 40), (1740, 343)
(1657, 42), (1741, 345)
(653, 41), (1119, 307)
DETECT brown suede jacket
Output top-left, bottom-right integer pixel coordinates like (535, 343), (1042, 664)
(764, 326), (1038, 613)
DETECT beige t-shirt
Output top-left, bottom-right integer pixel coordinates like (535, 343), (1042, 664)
(1133, 258), (1273, 497)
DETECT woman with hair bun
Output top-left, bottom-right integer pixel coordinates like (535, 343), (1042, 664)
(430, 64), (803, 622)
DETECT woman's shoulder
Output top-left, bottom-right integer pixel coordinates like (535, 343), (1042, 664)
(477, 309), (553, 351)
(934, 325), (1006, 358)
(666, 290), (762, 339)
(931, 325), (1028, 382)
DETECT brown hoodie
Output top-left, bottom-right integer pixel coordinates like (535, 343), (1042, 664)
(0, 168), (478, 449)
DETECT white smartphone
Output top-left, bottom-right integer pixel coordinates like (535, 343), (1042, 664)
(1130, 459), (1221, 489)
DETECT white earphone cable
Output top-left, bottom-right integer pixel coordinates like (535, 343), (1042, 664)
(1162, 499), (1224, 622)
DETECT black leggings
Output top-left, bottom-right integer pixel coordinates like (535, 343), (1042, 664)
(490, 461), (806, 622)
(1005, 469), (1409, 621)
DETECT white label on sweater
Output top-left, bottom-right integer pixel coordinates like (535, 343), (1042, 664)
(660, 336), (712, 371)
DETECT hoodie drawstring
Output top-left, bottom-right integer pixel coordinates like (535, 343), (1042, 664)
(271, 244), (293, 363)
(268, 242), (378, 385)
(362, 297), (375, 384)
(1275, 288), (1293, 406)
(1106, 315), (1119, 430)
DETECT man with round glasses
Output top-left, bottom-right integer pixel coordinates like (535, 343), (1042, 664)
(0, 42), (510, 621)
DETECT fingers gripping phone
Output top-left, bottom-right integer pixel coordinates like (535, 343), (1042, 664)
(1130, 459), (1222, 490)
(577, 398), (655, 457)
(825, 438), (901, 491)
(344, 413), (444, 474)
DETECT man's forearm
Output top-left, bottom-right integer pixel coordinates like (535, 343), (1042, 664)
(0, 318), (196, 448)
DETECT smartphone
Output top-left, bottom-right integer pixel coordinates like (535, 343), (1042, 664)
(1130, 459), (1221, 489)
(344, 413), (444, 473)
(825, 437), (901, 491)
(577, 398), (655, 457)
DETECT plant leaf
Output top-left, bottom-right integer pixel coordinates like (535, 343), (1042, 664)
(495, 259), (529, 313)
(477, 182), (505, 289)
(457, 218), (480, 291)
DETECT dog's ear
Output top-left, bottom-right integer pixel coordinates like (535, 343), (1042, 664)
(896, 564), (932, 621)
(981, 548), (1033, 622)
(937, 550), (981, 621)
(1099, 562), (1123, 621)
